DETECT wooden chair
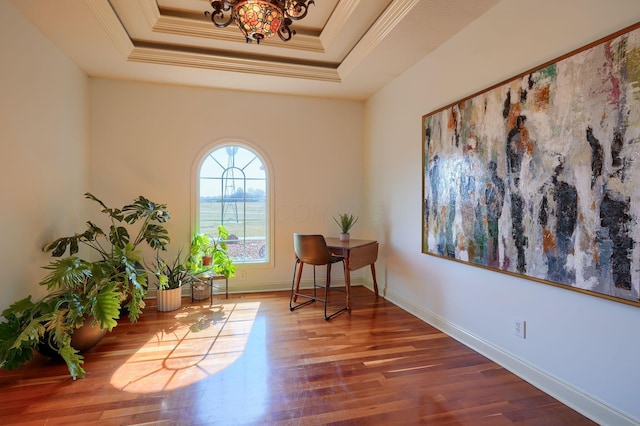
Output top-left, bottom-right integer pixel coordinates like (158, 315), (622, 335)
(289, 234), (348, 320)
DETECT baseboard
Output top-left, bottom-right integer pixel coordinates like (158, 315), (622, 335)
(383, 288), (639, 426)
(145, 277), (367, 299)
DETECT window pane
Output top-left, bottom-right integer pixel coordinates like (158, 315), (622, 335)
(198, 145), (268, 263)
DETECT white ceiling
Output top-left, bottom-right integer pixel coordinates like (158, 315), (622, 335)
(10, 0), (499, 100)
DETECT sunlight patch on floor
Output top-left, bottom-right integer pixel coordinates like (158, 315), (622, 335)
(110, 301), (260, 393)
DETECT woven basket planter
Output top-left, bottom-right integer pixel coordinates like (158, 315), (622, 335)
(192, 282), (211, 301)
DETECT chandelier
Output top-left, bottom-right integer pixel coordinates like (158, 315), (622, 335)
(205, 0), (315, 44)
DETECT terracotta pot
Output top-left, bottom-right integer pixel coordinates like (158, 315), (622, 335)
(157, 287), (182, 312)
(202, 256), (212, 266)
(37, 316), (108, 358)
(70, 318), (109, 352)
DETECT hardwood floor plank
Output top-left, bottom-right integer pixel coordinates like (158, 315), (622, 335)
(0, 287), (595, 425)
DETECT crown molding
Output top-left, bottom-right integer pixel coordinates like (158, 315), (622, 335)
(319, 0), (361, 48)
(138, 0), (158, 28)
(85, 0), (134, 59)
(128, 46), (341, 82)
(155, 14), (324, 52)
(338, 0), (421, 79)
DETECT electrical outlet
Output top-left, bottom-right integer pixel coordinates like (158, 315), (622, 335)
(514, 319), (526, 339)
(238, 271), (246, 280)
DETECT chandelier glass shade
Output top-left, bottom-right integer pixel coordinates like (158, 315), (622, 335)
(206, 0), (315, 44)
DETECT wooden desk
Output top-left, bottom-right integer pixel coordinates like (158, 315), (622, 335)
(325, 237), (379, 310)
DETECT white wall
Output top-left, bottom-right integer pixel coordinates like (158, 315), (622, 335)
(0, 1), (88, 311)
(88, 79), (364, 290)
(364, 0), (640, 423)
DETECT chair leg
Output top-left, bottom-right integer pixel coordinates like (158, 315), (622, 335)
(289, 258), (348, 319)
(293, 259), (303, 302)
(290, 259), (314, 311)
(312, 265), (317, 298)
(324, 259), (349, 321)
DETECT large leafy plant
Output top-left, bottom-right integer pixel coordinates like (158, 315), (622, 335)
(0, 193), (170, 379)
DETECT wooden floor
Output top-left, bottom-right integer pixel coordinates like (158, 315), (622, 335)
(0, 286), (595, 425)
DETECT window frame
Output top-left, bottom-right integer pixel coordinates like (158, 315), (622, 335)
(192, 139), (274, 269)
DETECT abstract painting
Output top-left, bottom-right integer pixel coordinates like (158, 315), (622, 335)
(422, 23), (640, 306)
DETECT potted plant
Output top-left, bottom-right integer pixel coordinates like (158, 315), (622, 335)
(187, 226), (236, 300)
(334, 213), (358, 241)
(0, 193), (170, 379)
(190, 233), (213, 266)
(151, 250), (195, 312)
(188, 225), (236, 279)
(210, 225), (236, 280)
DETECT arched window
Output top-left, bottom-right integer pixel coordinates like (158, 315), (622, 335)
(194, 142), (271, 265)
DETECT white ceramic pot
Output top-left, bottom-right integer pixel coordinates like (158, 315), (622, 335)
(156, 287), (182, 312)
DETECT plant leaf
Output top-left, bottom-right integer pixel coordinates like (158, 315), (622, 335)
(92, 283), (121, 331)
(39, 257), (92, 291)
(0, 319), (35, 370)
(85, 192), (123, 222)
(10, 313), (52, 350)
(1, 296), (35, 318)
(125, 288), (146, 323)
(0, 301), (55, 371)
(84, 221), (105, 239)
(43, 221), (105, 258)
(144, 224), (170, 250)
(44, 307), (74, 353)
(110, 225), (130, 248)
(57, 342), (85, 380)
(42, 237), (71, 257)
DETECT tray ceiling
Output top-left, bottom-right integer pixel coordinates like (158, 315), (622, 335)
(10, 0), (499, 100)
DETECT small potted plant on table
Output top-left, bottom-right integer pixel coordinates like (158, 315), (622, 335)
(334, 213), (358, 241)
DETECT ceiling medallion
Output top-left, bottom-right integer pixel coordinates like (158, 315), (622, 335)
(205, 0), (315, 44)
